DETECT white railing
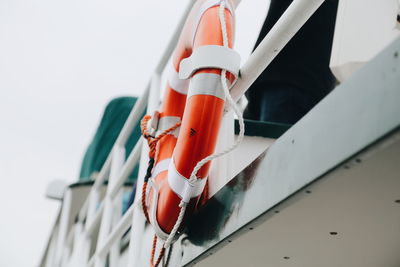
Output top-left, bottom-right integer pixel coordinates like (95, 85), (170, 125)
(48, 0), (326, 266)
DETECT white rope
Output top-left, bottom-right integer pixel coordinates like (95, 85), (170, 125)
(164, 0), (245, 249)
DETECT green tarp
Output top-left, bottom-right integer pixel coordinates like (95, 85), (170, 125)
(79, 96), (143, 182)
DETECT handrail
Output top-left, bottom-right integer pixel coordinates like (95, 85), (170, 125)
(98, 205), (134, 257)
(109, 139), (143, 198)
(154, 0), (197, 74)
(231, 0), (326, 102)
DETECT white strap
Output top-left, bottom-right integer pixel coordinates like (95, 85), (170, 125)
(156, 116), (181, 137)
(187, 73), (226, 100)
(147, 179), (170, 240)
(192, 0), (235, 44)
(151, 158), (171, 180)
(167, 159), (207, 203)
(167, 63), (189, 95)
(179, 45), (241, 79)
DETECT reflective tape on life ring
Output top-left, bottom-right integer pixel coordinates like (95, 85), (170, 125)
(156, 116), (181, 137)
(151, 158), (171, 180)
(179, 45), (241, 80)
(187, 73), (226, 100)
(167, 64), (189, 95)
(167, 159), (207, 203)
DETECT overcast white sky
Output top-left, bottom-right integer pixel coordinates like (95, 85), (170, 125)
(0, 0), (268, 266)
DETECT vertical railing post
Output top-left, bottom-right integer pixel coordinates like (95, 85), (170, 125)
(54, 189), (72, 267)
(76, 224), (91, 267)
(94, 146), (125, 267)
(109, 189), (123, 266)
(44, 222), (60, 267)
(86, 189), (100, 230)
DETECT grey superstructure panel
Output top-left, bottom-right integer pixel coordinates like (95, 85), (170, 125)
(135, 37), (400, 267)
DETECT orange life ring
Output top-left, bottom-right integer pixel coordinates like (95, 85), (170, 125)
(141, 0), (240, 244)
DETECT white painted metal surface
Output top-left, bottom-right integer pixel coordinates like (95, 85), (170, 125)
(45, 180), (68, 201)
(199, 133), (400, 267)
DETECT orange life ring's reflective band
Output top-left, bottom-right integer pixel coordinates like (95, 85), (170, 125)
(144, 0), (239, 240)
